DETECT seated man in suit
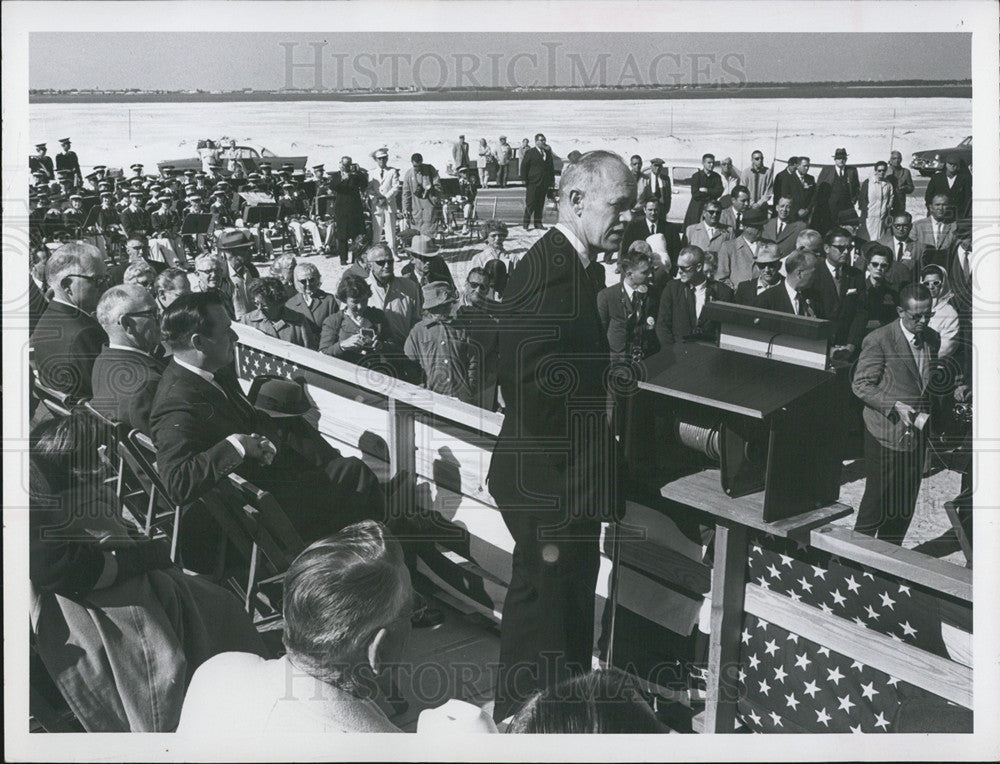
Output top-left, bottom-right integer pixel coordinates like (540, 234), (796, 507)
(719, 186), (750, 236)
(655, 245), (735, 346)
(617, 197), (679, 265)
(91, 284), (166, 433)
(31, 242), (110, 399)
(684, 201), (731, 258)
(761, 196), (806, 257)
(734, 242), (783, 304)
(240, 276), (319, 349)
(754, 249), (823, 317)
(716, 205), (768, 289)
(912, 194), (957, 272)
(153, 267), (192, 312)
(149, 291), (384, 559)
(852, 283), (940, 544)
(812, 227), (868, 361)
(178, 521), (413, 734)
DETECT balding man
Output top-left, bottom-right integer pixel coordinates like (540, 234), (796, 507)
(488, 150), (633, 722)
(91, 284), (166, 432)
(31, 243), (110, 398)
(761, 196), (806, 256)
(153, 267), (191, 312)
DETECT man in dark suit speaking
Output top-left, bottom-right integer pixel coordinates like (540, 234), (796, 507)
(520, 133), (555, 230)
(489, 150), (635, 721)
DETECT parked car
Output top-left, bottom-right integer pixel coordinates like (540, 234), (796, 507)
(910, 136), (972, 177)
(158, 139), (308, 176)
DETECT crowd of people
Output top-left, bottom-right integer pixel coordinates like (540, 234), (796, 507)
(25, 132), (974, 734)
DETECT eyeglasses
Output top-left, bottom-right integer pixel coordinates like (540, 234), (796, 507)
(124, 309), (159, 320)
(869, 262), (891, 270)
(677, 263), (700, 273)
(759, 261), (781, 269)
(921, 280), (943, 287)
(297, 277), (320, 285)
(705, 209), (721, 215)
(903, 310), (935, 321)
(828, 242), (852, 251)
(196, 268), (218, 276)
(68, 273), (110, 287)
(373, 259), (393, 266)
(468, 280), (488, 290)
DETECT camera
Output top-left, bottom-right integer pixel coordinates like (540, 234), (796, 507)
(359, 327), (377, 344)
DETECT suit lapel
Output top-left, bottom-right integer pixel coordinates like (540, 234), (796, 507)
(890, 322), (921, 388)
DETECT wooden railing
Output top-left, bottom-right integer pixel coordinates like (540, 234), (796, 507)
(232, 324), (973, 732)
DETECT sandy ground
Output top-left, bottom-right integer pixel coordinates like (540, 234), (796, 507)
(290, 217), (966, 566)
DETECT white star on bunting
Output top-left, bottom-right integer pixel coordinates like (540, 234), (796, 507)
(797, 577), (813, 593)
(768, 711), (783, 728)
(773, 666), (788, 683)
(873, 712), (890, 730)
(845, 575), (861, 593)
(878, 591), (896, 610)
(827, 666), (844, 686)
(763, 639), (780, 656)
(860, 682), (878, 701)
(803, 680), (821, 698)
(785, 693), (800, 710)
(837, 694), (856, 713)
(794, 653), (811, 671)
(815, 708), (831, 727)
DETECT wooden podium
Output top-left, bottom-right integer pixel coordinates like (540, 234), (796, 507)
(637, 302), (844, 523)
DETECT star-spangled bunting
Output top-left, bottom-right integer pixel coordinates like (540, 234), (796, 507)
(238, 345), (301, 381)
(733, 534), (972, 733)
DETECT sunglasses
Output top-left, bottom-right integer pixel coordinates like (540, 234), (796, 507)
(68, 273), (110, 287)
(373, 260), (393, 266)
(869, 262), (891, 270)
(759, 261), (781, 269)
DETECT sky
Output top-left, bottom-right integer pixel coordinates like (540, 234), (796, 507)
(29, 33), (971, 91)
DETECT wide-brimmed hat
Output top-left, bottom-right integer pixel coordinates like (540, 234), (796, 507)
(832, 148), (849, 159)
(422, 281), (457, 310)
(756, 246), (783, 265)
(373, 148), (389, 159)
(408, 234), (439, 257)
(217, 230), (255, 251)
(836, 209), (861, 227)
(649, 157), (664, 166)
(742, 206), (768, 228)
(254, 378), (311, 418)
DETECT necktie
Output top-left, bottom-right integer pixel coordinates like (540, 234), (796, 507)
(649, 222), (656, 235)
(834, 266), (842, 291)
(897, 241), (904, 261)
(913, 335), (930, 388)
(777, 221), (784, 236)
(795, 292), (813, 317)
(686, 283), (696, 323)
(735, 213), (742, 230)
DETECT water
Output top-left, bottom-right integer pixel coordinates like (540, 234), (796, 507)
(30, 96), (970, 176)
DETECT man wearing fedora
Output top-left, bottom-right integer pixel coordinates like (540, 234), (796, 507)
(734, 242), (784, 305)
(400, 234), (456, 303)
(715, 205), (768, 289)
(640, 157), (672, 212)
(404, 281), (480, 405)
(217, 230), (260, 320)
(55, 137), (83, 187)
(814, 148), (860, 236)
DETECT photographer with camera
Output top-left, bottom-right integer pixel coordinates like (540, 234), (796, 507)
(402, 152), (444, 238)
(329, 155), (370, 265)
(318, 273), (387, 367)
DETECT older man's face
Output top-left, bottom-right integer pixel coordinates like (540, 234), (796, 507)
(575, 163), (636, 253)
(775, 198), (793, 220)
(930, 196), (950, 221)
(797, 158), (810, 174)
(67, 255), (109, 314)
(197, 261), (222, 290)
(295, 269), (320, 298)
(158, 276), (190, 309)
(644, 201), (660, 222)
(703, 204), (722, 226)
(826, 235), (851, 267)
(677, 253), (705, 285)
(124, 292), (161, 351)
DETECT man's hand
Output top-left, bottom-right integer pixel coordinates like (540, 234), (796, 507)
(233, 433), (278, 464)
(830, 344), (854, 362)
(954, 384), (972, 403)
(797, 208), (809, 219)
(339, 332), (366, 350)
(892, 400), (916, 423)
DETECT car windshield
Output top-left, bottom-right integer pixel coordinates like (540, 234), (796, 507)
(959, 136), (972, 146)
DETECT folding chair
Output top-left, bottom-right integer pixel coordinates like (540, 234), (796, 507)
(28, 352), (79, 418)
(124, 430), (183, 562)
(206, 473), (306, 628)
(79, 403), (146, 525)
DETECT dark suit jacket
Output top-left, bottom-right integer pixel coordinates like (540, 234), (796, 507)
(771, 168), (800, 211)
(924, 170), (972, 222)
(519, 147), (555, 188)
(683, 170), (723, 227)
(760, 218), (806, 256)
(91, 346), (167, 433)
(31, 300), (109, 399)
(488, 228), (619, 523)
(29, 278), (49, 336)
(753, 282), (825, 318)
(284, 290), (338, 330)
(734, 276), (783, 305)
(811, 261), (868, 350)
(328, 170), (368, 236)
(655, 278), (734, 346)
(240, 307), (318, 350)
(852, 321), (940, 450)
(619, 217), (680, 261)
(860, 278), (899, 331)
(814, 165), (860, 232)
(596, 282), (659, 358)
(638, 169), (671, 212)
(786, 172), (817, 222)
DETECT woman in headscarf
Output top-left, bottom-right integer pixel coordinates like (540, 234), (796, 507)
(920, 263), (960, 358)
(859, 160), (895, 242)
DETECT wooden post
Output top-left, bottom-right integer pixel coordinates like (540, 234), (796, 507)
(703, 522), (748, 733)
(387, 398), (417, 523)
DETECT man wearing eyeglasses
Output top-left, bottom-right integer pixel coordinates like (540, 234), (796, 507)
(684, 201), (732, 258)
(734, 242), (783, 305)
(852, 283), (940, 544)
(91, 284), (166, 433)
(739, 150), (774, 211)
(876, 212), (916, 292)
(812, 227), (868, 362)
(31, 242), (110, 399)
(655, 245), (734, 347)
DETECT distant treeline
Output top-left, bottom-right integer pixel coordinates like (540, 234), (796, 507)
(30, 80), (971, 104)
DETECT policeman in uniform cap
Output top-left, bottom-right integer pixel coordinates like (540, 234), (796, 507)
(30, 143), (55, 180)
(56, 138), (83, 187)
(130, 162), (145, 179)
(62, 192), (86, 233)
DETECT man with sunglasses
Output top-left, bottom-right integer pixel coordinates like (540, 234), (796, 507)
(91, 284), (166, 433)
(876, 212), (916, 292)
(739, 150), (774, 211)
(684, 201), (732, 259)
(31, 242), (110, 399)
(734, 242), (783, 305)
(812, 227), (868, 362)
(852, 283), (940, 545)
